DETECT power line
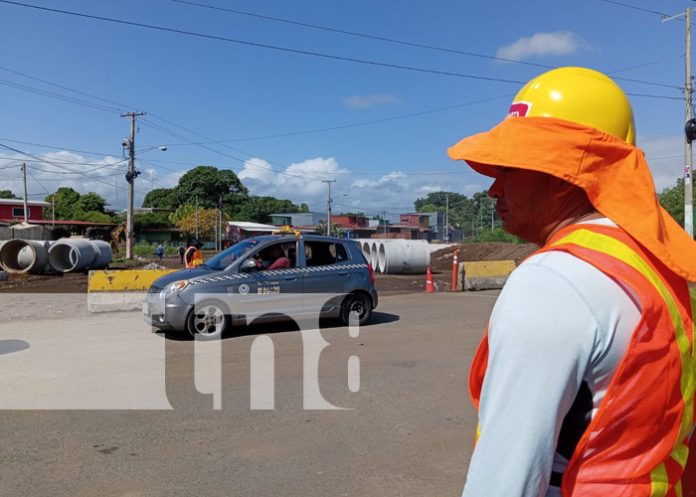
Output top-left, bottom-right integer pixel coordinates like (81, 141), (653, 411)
(171, 0), (553, 69)
(596, 0), (669, 17)
(625, 91), (683, 101)
(172, 0), (679, 91)
(0, 77), (121, 113)
(159, 94), (514, 145)
(0, 142), (151, 194)
(140, 118), (329, 182)
(0, 65), (130, 111)
(0, 0), (528, 85)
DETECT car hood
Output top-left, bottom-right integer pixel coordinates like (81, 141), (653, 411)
(150, 265), (218, 291)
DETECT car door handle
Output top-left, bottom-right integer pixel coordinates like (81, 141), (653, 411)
(284, 276), (298, 281)
(338, 272), (349, 277)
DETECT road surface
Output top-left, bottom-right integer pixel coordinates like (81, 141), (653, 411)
(0, 291), (498, 497)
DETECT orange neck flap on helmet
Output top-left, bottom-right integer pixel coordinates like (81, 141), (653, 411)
(448, 115), (696, 281)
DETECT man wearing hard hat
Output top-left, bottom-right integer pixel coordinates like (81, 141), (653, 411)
(449, 67), (696, 497)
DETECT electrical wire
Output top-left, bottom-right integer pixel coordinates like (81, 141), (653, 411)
(0, 0), (528, 85)
(0, 142), (151, 194)
(172, 0), (680, 91)
(0, 77), (121, 113)
(156, 94), (514, 146)
(0, 65), (130, 111)
(596, 0), (669, 17)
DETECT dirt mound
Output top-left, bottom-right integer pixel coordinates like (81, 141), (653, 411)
(431, 242), (537, 273)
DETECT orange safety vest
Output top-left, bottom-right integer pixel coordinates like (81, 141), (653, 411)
(469, 223), (696, 497)
(184, 246), (203, 269)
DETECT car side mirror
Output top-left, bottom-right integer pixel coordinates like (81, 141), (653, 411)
(241, 259), (258, 272)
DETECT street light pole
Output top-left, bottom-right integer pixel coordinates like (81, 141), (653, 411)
(121, 111), (145, 259)
(322, 180), (336, 236)
(20, 162), (28, 224)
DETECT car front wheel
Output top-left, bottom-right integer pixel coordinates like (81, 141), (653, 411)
(186, 300), (230, 339)
(340, 293), (372, 326)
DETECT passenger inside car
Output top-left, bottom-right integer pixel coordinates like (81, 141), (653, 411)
(254, 243), (292, 270)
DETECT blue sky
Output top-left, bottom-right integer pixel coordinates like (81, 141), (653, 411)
(0, 0), (692, 218)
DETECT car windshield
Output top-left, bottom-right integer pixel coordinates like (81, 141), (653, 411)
(203, 239), (261, 270)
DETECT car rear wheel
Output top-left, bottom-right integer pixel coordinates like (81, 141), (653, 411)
(186, 300), (230, 339)
(340, 293), (372, 326)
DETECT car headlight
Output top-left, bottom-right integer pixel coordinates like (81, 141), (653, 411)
(161, 280), (190, 297)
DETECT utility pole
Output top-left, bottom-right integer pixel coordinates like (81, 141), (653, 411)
(687, 8), (694, 237)
(383, 210), (387, 236)
(664, 8), (693, 237)
(121, 111), (146, 259)
(322, 180), (336, 236)
(20, 162), (28, 224)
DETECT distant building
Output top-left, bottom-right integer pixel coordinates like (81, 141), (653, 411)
(0, 198), (49, 223)
(270, 212), (326, 227)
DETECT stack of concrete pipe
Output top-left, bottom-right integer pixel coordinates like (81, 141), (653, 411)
(354, 238), (430, 274)
(0, 238), (112, 274)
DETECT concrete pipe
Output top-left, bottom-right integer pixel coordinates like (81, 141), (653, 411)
(377, 239), (431, 274)
(48, 238), (98, 273)
(370, 241), (380, 273)
(90, 240), (113, 269)
(0, 239), (51, 274)
(359, 240), (371, 264)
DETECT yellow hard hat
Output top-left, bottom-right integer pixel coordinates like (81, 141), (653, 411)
(507, 67), (636, 145)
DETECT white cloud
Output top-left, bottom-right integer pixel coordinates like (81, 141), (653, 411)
(344, 94), (400, 110)
(239, 157), (490, 219)
(496, 31), (590, 60)
(0, 151), (181, 211)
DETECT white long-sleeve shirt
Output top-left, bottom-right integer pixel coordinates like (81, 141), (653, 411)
(461, 220), (640, 497)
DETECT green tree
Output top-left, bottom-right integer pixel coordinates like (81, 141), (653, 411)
(46, 187), (81, 220)
(0, 189), (17, 199)
(74, 210), (112, 223)
(174, 165), (248, 209)
(142, 188), (178, 209)
(134, 211), (174, 230)
(77, 192), (106, 213)
(169, 204), (196, 225)
(175, 208), (229, 239)
(232, 196), (303, 223)
(658, 178), (693, 227)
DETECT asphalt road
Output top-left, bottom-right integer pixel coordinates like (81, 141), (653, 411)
(0, 291), (498, 497)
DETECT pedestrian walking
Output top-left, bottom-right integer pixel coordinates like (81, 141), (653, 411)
(155, 243), (164, 262)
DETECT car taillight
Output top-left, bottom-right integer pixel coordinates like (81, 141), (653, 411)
(367, 263), (375, 285)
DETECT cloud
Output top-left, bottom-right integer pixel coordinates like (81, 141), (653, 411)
(344, 94), (400, 110)
(239, 157), (489, 218)
(496, 31), (590, 60)
(0, 150), (181, 211)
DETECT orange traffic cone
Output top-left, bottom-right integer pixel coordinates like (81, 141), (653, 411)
(424, 267), (436, 293)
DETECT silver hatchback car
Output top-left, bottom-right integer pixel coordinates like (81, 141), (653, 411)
(143, 234), (378, 338)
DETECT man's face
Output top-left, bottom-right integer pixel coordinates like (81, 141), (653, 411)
(488, 167), (572, 245)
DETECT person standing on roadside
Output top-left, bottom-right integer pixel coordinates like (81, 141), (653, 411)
(448, 67), (696, 497)
(177, 242), (185, 265)
(184, 240), (204, 269)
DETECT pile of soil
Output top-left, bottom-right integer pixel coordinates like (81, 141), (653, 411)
(430, 242), (537, 273)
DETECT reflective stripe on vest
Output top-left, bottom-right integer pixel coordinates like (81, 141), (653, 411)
(468, 224), (695, 497)
(549, 227), (695, 497)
